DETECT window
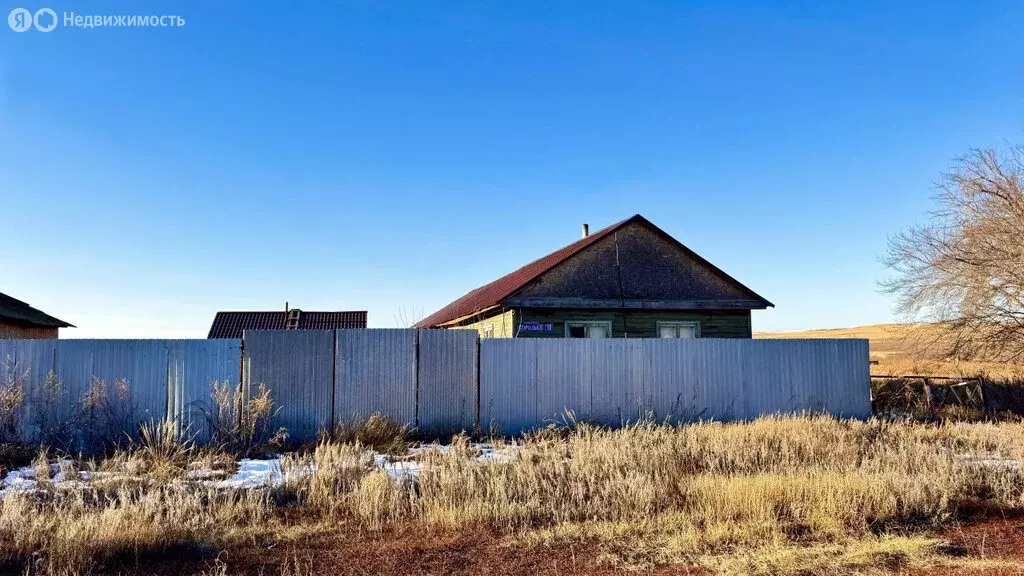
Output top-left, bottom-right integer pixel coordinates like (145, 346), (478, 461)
(657, 321), (700, 339)
(481, 325), (494, 339)
(565, 321), (612, 338)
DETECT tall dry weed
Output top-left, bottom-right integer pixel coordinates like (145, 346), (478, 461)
(331, 412), (409, 454)
(0, 357), (27, 444)
(208, 381), (286, 456)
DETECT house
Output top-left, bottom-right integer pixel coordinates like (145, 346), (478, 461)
(414, 215), (772, 338)
(0, 291), (74, 339)
(207, 308), (368, 338)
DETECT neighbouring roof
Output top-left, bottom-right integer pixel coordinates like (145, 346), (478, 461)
(0, 291), (74, 328)
(208, 310), (368, 339)
(414, 214), (772, 328)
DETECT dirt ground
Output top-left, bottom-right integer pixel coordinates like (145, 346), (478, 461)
(100, 526), (700, 576)
(59, 510), (1024, 576)
(919, 509), (1024, 576)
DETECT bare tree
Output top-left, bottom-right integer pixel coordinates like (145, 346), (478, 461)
(882, 146), (1024, 362)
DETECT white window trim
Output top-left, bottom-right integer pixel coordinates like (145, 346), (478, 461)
(656, 321), (701, 338)
(564, 320), (613, 338)
(481, 325), (494, 339)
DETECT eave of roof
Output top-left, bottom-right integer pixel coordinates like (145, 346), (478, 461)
(0, 292), (74, 328)
(414, 214), (773, 328)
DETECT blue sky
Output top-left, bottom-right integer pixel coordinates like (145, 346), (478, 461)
(1, 1), (1022, 337)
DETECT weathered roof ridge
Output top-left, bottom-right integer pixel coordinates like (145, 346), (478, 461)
(413, 216), (632, 328)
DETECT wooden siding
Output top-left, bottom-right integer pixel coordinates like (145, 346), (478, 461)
(0, 320), (58, 339)
(461, 310), (515, 338)
(514, 221), (761, 305)
(513, 308), (751, 339)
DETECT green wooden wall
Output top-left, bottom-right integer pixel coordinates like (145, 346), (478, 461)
(513, 308), (751, 338)
(454, 308), (751, 338)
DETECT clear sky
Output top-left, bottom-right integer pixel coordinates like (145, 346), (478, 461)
(1, 1), (1022, 338)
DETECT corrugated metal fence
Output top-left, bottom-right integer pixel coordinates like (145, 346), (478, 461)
(1, 332), (870, 442)
(0, 339), (240, 443)
(244, 331), (334, 440)
(480, 338), (871, 434)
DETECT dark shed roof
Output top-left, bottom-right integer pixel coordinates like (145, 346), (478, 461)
(0, 292), (74, 328)
(414, 214), (772, 328)
(207, 310), (368, 339)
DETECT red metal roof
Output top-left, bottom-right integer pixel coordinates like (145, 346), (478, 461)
(414, 216), (633, 328)
(207, 310), (367, 339)
(414, 214), (772, 329)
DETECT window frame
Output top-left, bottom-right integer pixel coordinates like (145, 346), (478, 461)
(481, 325), (494, 339)
(564, 320), (614, 339)
(656, 321), (701, 339)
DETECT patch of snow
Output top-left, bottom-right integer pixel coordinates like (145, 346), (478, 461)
(1, 443), (520, 497)
(0, 467), (38, 498)
(954, 453), (1021, 470)
(377, 456), (422, 480)
(214, 458), (284, 489)
(476, 446), (514, 463)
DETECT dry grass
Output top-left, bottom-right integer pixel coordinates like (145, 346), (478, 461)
(0, 358), (26, 445)
(5, 415), (1024, 574)
(208, 381), (288, 456)
(330, 412), (410, 455)
(95, 420), (236, 483)
(0, 485), (272, 575)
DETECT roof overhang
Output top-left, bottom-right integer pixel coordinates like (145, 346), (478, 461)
(504, 297), (773, 310)
(435, 305), (503, 328)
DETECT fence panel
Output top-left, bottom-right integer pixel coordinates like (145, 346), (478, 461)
(480, 339), (537, 435)
(243, 331), (334, 441)
(646, 340), (697, 421)
(743, 339), (798, 418)
(335, 329), (416, 428)
(691, 340), (747, 421)
(0, 339), (56, 440)
(417, 329), (478, 435)
(838, 339), (872, 418)
(536, 339), (593, 426)
(50, 340), (170, 448)
(167, 339), (242, 442)
(590, 339), (651, 425)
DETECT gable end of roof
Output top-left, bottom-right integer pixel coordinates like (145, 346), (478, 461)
(414, 215), (772, 328)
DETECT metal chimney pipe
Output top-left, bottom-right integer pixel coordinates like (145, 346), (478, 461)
(582, 223), (589, 238)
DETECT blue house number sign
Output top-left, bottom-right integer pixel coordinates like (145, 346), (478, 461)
(520, 321), (553, 331)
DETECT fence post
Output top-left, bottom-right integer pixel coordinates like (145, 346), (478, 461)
(414, 330), (420, 430)
(923, 378), (934, 420)
(330, 330), (338, 438)
(475, 334), (481, 433)
(979, 378), (991, 420)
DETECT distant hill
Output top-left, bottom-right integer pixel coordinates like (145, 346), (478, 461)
(756, 324), (916, 360)
(756, 323), (1023, 379)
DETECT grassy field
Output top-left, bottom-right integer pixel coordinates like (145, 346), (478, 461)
(756, 323), (1024, 380)
(4, 415), (1024, 575)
